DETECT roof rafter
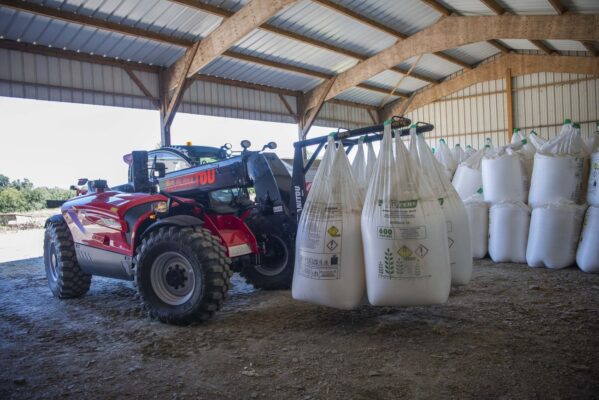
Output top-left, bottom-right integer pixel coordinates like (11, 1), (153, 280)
(421, 0), (511, 54)
(543, 0), (598, 57)
(313, 0), (472, 70)
(382, 54), (599, 117)
(302, 13), (599, 111)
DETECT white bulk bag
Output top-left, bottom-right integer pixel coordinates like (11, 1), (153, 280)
(528, 153), (585, 208)
(482, 149), (528, 204)
(452, 144), (467, 163)
(292, 137), (365, 309)
(366, 141), (377, 179)
(465, 145), (476, 158)
(362, 124), (451, 306)
(435, 139), (457, 180)
(412, 131), (473, 285)
(511, 129), (523, 144)
(464, 194), (488, 259)
(526, 202), (586, 269)
(576, 205), (599, 273)
(529, 121), (587, 208)
(488, 201), (530, 263)
(452, 148), (485, 200)
(351, 139), (368, 200)
(587, 151), (599, 206)
(528, 131), (547, 151)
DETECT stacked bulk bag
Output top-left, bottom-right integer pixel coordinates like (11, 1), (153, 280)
(465, 145), (476, 158)
(362, 123), (451, 306)
(576, 206), (599, 273)
(435, 139), (458, 180)
(464, 193), (488, 259)
(511, 128), (523, 144)
(292, 136), (365, 309)
(526, 202), (586, 269)
(482, 145), (529, 204)
(452, 148), (484, 200)
(488, 201), (530, 263)
(351, 138), (368, 199)
(411, 130), (473, 285)
(452, 144), (467, 164)
(528, 131), (547, 151)
(587, 147), (599, 206)
(366, 141), (377, 179)
(528, 120), (587, 208)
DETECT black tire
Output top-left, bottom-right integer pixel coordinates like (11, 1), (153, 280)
(43, 216), (91, 298)
(241, 213), (295, 290)
(134, 226), (231, 325)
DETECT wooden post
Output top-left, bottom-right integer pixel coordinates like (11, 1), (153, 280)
(505, 67), (514, 143)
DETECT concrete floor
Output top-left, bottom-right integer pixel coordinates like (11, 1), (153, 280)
(0, 230), (598, 399)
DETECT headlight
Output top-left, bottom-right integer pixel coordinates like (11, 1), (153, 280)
(97, 217), (122, 230)
(153, 201), (168, 213)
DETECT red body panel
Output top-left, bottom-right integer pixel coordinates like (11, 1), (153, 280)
(62, 191), (166, 256)
(202, 214), (258, 258)
(61, 191), (258, 259)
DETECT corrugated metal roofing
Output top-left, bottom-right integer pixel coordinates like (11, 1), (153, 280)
(38, 0), (224, 40)
(498, 0), (556, 15)
(335, 86), (401, 106)
(496, 39), (539, 50)
(364, 70), (429, 92)
(201, 56), (322, 92)
(232, 29), (357, 75)
(545, 39), (588, 52)
(434, 0), (495, 15)
(443, 42), (500, 65)
(397, 53), (463, 81)
(562, 0), (599, 13)
(267, 0), (396, 57)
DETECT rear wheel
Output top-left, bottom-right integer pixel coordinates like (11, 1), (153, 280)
(134, 226), (231, 325)
(43, 216), (91, 298)
(241, 213), (295, 290)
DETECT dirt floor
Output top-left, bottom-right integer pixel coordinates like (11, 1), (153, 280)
(1, 230), (598, 399)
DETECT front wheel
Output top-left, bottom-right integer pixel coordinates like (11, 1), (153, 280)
(134, 226), (231, 325)
(241, 213), (295, 290)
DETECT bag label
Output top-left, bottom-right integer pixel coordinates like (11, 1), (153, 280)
(298, 202), (343, 280)
(377, 226), (427, 240)
(377, 246), (432, 280)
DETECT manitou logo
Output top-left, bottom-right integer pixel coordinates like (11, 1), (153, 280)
(164, 169), (216, 192)
(294, 185), (303, 212)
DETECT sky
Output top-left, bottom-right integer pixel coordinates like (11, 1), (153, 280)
(0, 97), (336, 188)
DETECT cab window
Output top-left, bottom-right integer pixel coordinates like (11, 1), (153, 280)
(148, 151), (191, 173)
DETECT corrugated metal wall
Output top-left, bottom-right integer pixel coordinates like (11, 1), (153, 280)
(0, 47), (373, 131)
(406, 73), (599, 151)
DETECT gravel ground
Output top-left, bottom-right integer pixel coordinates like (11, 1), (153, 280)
(1, 230), (598, 399)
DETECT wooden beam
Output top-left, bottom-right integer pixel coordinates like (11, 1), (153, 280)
(546, 0), (566, 14)
(0, 0), (192, 47)
(124, 68), (160, 109)
(300, 77), (337, 139)
(420, 0), (451, 16)
(165, 0), (296, 92)
(313, 0), (470, 71)
(581, 41), (599, 57)
(278, 94), (297, 121)
(303, 14), (599, 111)
(0, 39), (160, 73)
(530, 39), (557, 55)
(367, 109), (378, 124)
(480, 0), (507, 15)
(381, 54), (599, 118)
(505, 67), (514, 141)
(487, 39), (512, 53)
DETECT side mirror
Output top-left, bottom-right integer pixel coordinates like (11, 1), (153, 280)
(261, 141), (277, 151)
(69, 185), (78, 191)
(153, 162), (166, 178)
(77, 178), (88, 186)
(241, 140), (251, 149)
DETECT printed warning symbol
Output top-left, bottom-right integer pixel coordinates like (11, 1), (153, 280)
(448, 237), (455, 248)
(327, 240), (338, 251)
(415, 244), (429, 258)
(397, 246), (412, 258)
(327, 225), (341, 237)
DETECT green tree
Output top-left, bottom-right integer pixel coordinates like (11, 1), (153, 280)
(0, 174), (9, 188)
(0, 187), (28, 213)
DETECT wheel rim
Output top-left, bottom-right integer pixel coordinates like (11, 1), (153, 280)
(255, 234), (288, 277)
(150, 252), (197, 306)
(48, 245), (59, 282)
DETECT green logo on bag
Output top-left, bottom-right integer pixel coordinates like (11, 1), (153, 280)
(398, 200), (418, 208)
